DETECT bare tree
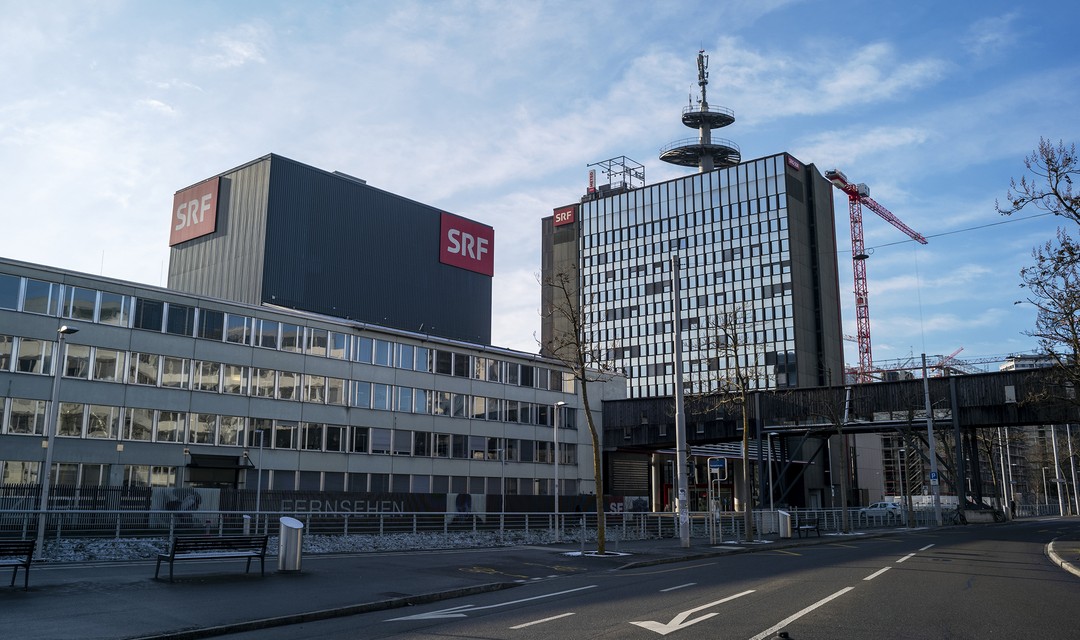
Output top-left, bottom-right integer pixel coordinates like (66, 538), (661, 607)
(1018, 229), (1080, 408)
(685, 307), (773, 540)
(539, 264), (615, 554)
(998, 138), (1079, 224)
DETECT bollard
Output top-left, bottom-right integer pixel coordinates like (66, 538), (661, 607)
(278, 516), (304, 572)
(243, 514), (251, 535)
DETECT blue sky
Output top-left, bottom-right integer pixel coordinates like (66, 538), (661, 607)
(2, 1), (1077, 370)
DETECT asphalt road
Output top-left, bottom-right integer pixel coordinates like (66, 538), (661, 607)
(217, 518), (1080, 639)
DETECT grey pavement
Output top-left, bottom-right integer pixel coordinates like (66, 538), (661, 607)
(4, 526), (1076, 640)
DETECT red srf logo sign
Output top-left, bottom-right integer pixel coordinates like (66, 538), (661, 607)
(553, 205), (576, 227)
(170, 177), (219, 246)
(440, 212), (494, 276)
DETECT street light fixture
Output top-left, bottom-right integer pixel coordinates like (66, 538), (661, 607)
(554, 401), (566, 543)
(36, 325), (79, 560)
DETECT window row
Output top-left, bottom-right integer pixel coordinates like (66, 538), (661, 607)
(0, 459), (579, 496)
(1, 338), (577, 427)
(0, 273), (574, 394)
(2, 399), (577, 464)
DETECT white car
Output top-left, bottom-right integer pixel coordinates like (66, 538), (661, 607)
(859, 502), (901, 518)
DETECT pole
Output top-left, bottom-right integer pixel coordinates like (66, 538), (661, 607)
(897, 448), (908, 526)
(922, 354), (942, 526)
(554, 401), (565, 542)
(1052, 425), (1065, 516)
(998, 428), (1009, 516)
(1068, 424), (1079, 516)
(255, 430), (264, 533)
(670, 255), (690, 548)
(36, 325), (78, 560)
(1005, 426), (1016, 516)
(1042, 467), (1048, 507)
(767, 433), (776, 512)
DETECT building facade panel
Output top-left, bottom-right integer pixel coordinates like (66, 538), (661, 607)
(0, 257), (615, 503)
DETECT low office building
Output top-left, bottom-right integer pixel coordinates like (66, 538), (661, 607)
(0, 257), (620, 513)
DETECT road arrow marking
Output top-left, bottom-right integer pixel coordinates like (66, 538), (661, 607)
(386, 584), (597, 621)
(629, 589), (755, 636)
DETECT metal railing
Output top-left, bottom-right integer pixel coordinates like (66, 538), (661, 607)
(1, 505), (1054, 559)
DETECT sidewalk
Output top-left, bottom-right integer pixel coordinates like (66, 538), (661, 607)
(0, 526), (1040, 640)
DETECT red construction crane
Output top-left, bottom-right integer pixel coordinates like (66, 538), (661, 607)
(826, 169), (928, 383)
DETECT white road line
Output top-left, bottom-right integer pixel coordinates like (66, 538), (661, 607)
(864, 567), (891, 581)
(896, 553), (916, 563)
(749, 587), (855, 640)
(510, 613), (575, 629)
(919, 544), (935, 551)
(660, 583), (696, 592)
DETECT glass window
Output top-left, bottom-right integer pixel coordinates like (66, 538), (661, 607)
(328, 332), (348, 359)
(274, 421), (297, 449)
(98, 292), (129, 327)
(302, 423), (324, 451)
(223, 364), (247, 395)
(434, 391), (451, 416)
(86, 405), (120, 439)
(0, 334), (11, 372)
(471, 397), (486, 420)
(305, 374), (326, 403)
(64, 344), (91, 378)
(486, 359), (502, 382)
(353, 382), (371, 408)
(277, 371), (299, 400)
(453, 352), (470, 377)
(63, 286), (97, 321)
(198, 309), (225, 341)
(435, 350), (452, 375)
(392, 430), (412, 455)
(257, 319), (279, 349)
(356, 336), (373, 363)
(15, 338), (53, 374)
(129, 353), (159, 385)
(451, 434), (467, 458)
(193, 361), (221, 392)
(249, 419), (273, 448)
(0, 274), (20, 310)
(451, 394), (466, 417)
(306, 328), (328, 357)
(415, 346), (432, 372)
(326, 424), (346, 452)
(397, 387), (413, 412)
(253, 368), (275, 397)
(58, 402), (84, 437)
(398, 344), (414, 370)
(413, 432), (430, 456)
(433, 433), (450, 458)
(326, 377), (346, 406)
(7, 398), (46, 435)
(133, 298), (164, 331)
(23, 279), (62, 316)
(161, 356), (189, 388)
(218, 415), (244, 447)
(374, 339), (392, 366)
(373, 384), (391, 410)
(225, 314), (252, 344)
(370, 428), (391, 454)
(350, 426), (369, 453)
(280, 324), (302, 352)
(92, 348), (124, 382)
(520, 365), (535, 387)
(165, 303), (195, 336)
(156, 411), (184, 443)
(414, 388), (429, 414)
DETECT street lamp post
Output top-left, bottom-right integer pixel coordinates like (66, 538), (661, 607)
(36, 325), (79, 560)
(255, 429), (264, 533)
(897, 448), (908, 526)
(766, 432), (778, 513)
(554, 401), (566, 543)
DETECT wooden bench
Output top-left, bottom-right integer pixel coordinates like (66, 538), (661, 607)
(155, 535), (268, 582)
(0, 539), (35, 590)
(795, 516), (820, 538)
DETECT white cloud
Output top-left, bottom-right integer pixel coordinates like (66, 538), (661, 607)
(963, 12), (1021, 58)
(195, 22), (270, 70)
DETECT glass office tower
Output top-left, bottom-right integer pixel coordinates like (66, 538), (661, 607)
(542, 152), (844, 398)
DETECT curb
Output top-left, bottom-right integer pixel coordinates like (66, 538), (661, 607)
(1046, 538), (1080, 579)
(127, 581), (519, 640)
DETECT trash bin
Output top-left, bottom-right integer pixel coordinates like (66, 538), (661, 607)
(278, 516), (304, 572)
(777, 510), (792, 539)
